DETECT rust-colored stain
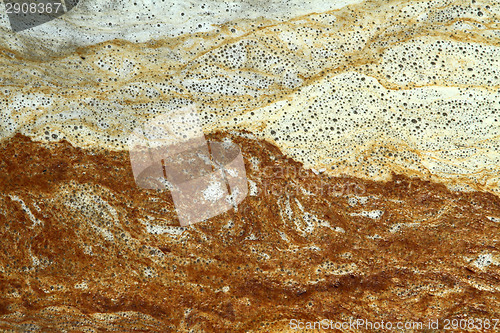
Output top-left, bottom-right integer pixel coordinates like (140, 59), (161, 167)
(0, 133), (499, 332)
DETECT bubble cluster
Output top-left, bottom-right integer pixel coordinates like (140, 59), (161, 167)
(0, 0), (499, 196)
